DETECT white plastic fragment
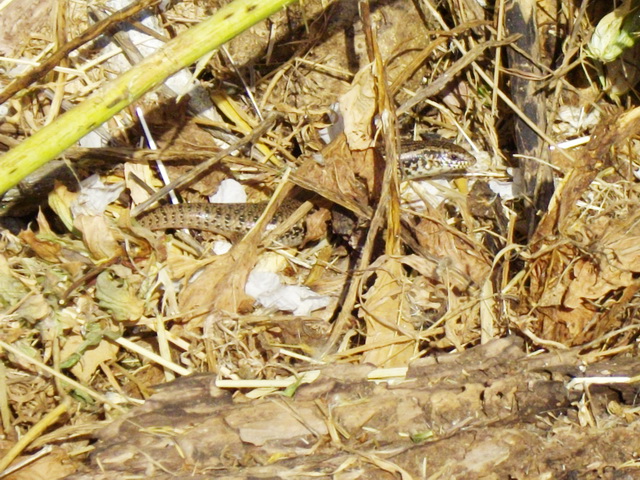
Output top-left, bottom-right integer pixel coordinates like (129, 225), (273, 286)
(212, 240), (232, 255)
(71, 175), (125, 217)
(488, 180), (516, 201)
(245, 270), (331, 316)
(209, 178), (247, 203)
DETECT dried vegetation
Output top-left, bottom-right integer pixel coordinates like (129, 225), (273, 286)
(2, 0), (640, 478)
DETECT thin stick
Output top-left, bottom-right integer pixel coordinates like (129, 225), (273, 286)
(0, 0), (299, 195)
(0, 0), (161, 105)
(130, 113), (279, 217)
(0, 340), (126, 413)
(396, 35), (520, 115)
(0, 398), (70, 473)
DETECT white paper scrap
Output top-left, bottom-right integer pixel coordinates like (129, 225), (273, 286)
(245, 270), (331, 316)
(71, 175), (125, 217)
(209, 179), (247, 203)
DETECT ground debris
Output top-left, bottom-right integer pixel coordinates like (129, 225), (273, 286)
(63, 338), (640, 479)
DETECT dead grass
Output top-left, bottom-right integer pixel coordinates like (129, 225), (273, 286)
(1, 0), (640, 478)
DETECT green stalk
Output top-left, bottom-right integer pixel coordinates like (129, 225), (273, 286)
(0, 0), (299, 195)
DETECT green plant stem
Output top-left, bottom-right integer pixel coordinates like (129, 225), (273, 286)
(0, 0), (299, 196)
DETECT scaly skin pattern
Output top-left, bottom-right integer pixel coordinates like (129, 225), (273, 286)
(137, 139), (475, 246)
(399, 139), (475, 179)
(137, 200), (305, 246)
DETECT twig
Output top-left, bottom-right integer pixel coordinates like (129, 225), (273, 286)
(130, 113), (280, 216)
(0, 0), (161, 105)
(0, 0), (299, 195)
(396, 34), (520, 114)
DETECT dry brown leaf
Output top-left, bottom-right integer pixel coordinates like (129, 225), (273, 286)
(74, 214), (122, 260)
(525, 209), (640, 344)
(304, 207), (331, 243)
(414, 217), (490, 286)
(18, 229), (62, 263)
(360, 257), (415, 367)
(166, 244), (216, 280)
(537, 304), (598, 342)
(61, 334), (120, 383)
(339, 64), (377, 151)
(400, 254), (471, 292)
(529, 213), (640, 338)
(296, 134), (370, 207)
(125, 163), (158, 204)
(603, 235), (640, 271)
(444, 298), (477, 351)
(179, 238), (259, 315)
(564, 258), (632, 309)
(4, 446), (77, 480)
